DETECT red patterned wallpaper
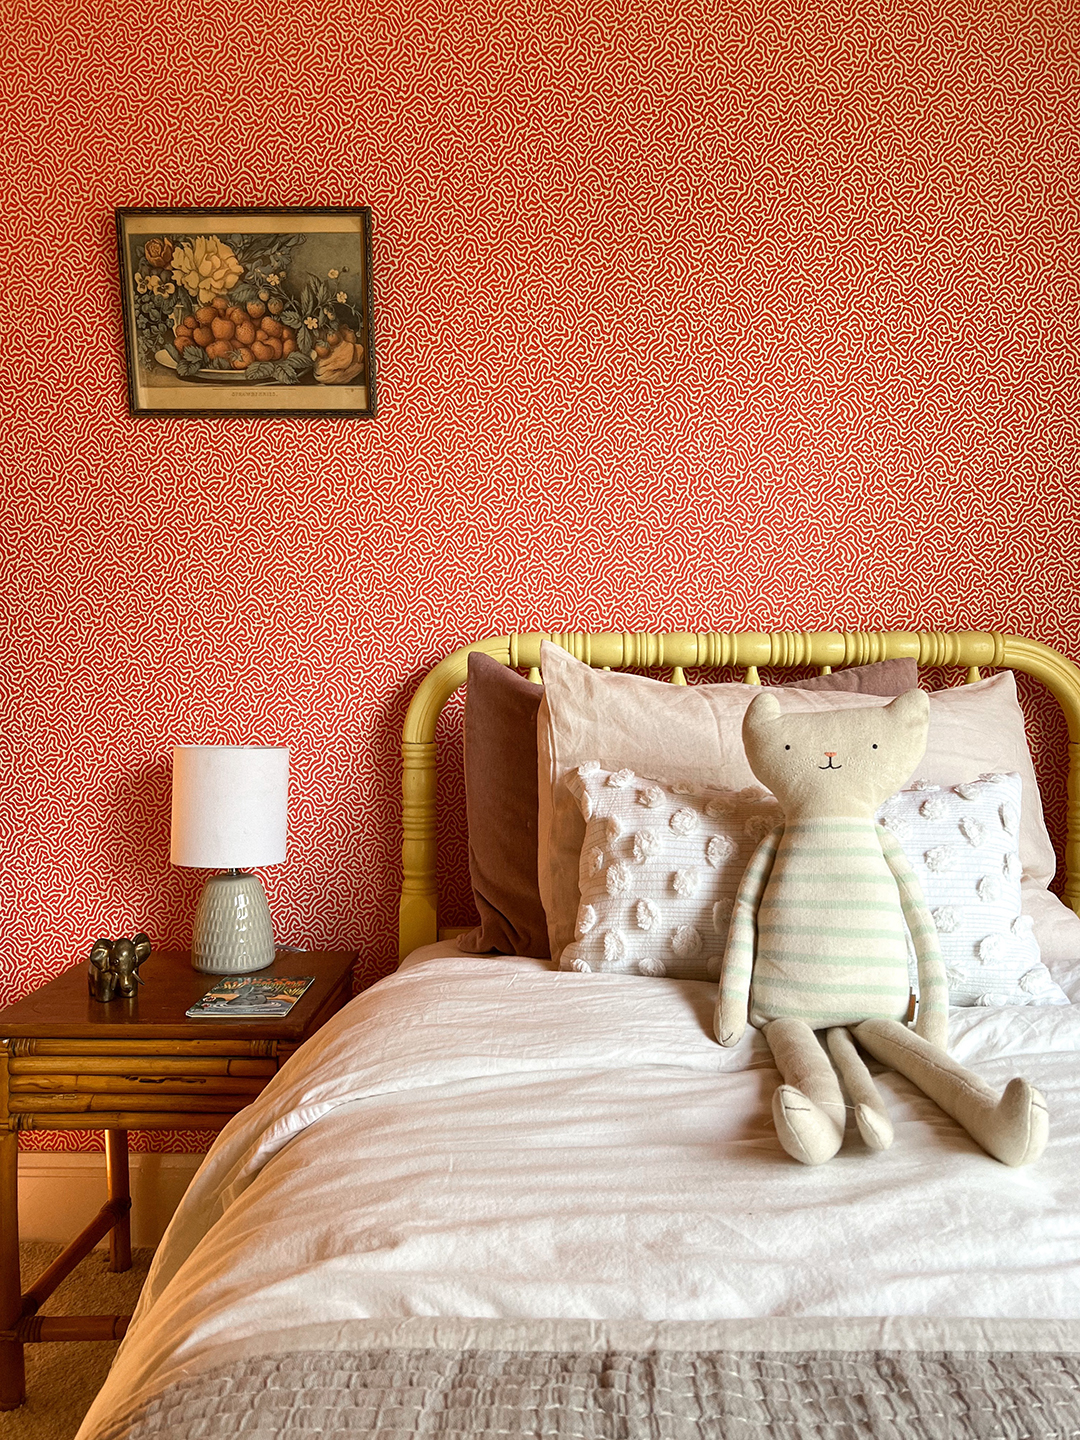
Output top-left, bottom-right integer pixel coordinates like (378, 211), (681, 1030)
(1, 0), (1077, 1150)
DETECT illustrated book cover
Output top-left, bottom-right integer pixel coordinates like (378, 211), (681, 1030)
(186, 976), (315, 1018)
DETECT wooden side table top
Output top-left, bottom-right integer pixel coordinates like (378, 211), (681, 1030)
(0, 949), (357, 1042)
(0, 949), (358, 1135)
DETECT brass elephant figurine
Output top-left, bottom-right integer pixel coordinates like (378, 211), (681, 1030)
(88, 934), (152, 1002)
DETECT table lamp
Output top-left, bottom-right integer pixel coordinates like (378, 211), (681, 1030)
(170, 746), (290, 973)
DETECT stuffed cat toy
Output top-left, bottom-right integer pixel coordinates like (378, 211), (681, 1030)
(715, 689), (1048, 1167)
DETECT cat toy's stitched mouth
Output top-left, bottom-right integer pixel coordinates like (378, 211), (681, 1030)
(818, 758), (842, 770)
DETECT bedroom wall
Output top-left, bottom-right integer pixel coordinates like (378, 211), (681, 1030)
(1, 0), (1076, 1155)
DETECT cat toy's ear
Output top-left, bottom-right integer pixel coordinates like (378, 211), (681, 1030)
(881, 688), (931, 780)
(884, 688), (930, 725)
(743, 690), (782, 743)
(746, 690), (782, 723)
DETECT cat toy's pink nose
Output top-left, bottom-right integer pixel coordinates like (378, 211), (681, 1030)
(824, 752), (836, 758)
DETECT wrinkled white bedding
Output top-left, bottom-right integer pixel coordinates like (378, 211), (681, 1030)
(78, 945), (1080, 1438)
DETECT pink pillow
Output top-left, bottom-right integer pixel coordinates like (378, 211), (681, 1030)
(456, 653), (917, 958)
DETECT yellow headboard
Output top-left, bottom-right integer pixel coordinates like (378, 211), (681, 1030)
(400, 630), (1080, 960)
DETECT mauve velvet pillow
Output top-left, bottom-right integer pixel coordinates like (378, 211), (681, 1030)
(787, 657), (919, 695)
(455, 652), (919, 957)
(457, 652), (550, 956)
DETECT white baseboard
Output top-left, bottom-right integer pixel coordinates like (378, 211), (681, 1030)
(19, 1153), (206, 1250)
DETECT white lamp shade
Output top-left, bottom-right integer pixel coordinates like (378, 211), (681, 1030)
(171, 746), (289, 869)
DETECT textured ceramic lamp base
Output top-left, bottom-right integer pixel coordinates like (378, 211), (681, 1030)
(191, 872), (275, 974)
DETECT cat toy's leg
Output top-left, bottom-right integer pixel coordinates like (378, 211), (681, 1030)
(854, 1019), (1048, 1167)
(826, 1027), (893, 1152)
(764, 1019), (846, 1165)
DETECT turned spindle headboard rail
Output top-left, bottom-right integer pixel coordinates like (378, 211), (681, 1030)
(400, 631), (1080, 960)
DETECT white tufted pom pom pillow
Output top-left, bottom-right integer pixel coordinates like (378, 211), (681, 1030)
(560, 766), (781, 979)
(877, 773), (1068, 1007)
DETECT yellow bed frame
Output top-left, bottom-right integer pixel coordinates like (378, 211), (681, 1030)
(400, 630), (1080, 960)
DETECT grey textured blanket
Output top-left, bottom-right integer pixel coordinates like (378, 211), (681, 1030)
(101, 1345), (1080, 1439)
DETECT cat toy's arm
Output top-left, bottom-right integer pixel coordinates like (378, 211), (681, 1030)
(714, 824), (783, 1047)
(877, 824), (949, 1050)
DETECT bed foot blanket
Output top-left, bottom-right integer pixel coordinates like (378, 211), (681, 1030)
(93, 1342), (1080, 1440)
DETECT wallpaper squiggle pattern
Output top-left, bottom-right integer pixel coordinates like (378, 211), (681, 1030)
(1, 0), (1077, 1150)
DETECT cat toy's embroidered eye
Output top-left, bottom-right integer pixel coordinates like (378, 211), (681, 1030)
(785, 745), (790, 750)
(872, 744), (878, 749)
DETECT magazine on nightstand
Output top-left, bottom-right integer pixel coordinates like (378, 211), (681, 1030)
(186, 976), (315, 1018)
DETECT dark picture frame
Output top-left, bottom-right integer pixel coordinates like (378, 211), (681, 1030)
(116, 207), (374, 417)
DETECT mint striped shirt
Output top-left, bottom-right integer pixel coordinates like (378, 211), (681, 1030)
(720, 818), (947, 1032)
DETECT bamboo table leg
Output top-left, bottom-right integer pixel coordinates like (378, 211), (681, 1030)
(0, 1119), (24, 1409)
(105, 1130), (131, 1273)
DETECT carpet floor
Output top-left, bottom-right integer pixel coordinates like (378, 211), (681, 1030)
(0, 1243), (151, 1440)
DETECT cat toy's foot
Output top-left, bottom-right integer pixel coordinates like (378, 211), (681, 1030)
(771, 1086), (845, 1166)
(977, 1078), (1048, 1168)
(826, 1027), (893, 1153)
(854, 1019), (1049, 1167)
(852, 1102), (894, 1152)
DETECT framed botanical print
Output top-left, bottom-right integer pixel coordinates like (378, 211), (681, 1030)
(116, 207), (374, 417)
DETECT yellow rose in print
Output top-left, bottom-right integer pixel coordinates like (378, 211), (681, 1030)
(171, 237), (244, 304)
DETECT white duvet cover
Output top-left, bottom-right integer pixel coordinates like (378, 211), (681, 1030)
(78, 945), (1080, 1436)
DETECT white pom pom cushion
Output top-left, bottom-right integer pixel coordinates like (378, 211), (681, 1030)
(560, 765), (781, 979)
(877, 774), (1068, 1007)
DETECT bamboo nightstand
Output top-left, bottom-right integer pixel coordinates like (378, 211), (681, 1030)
(0, 946), (356, 1409)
